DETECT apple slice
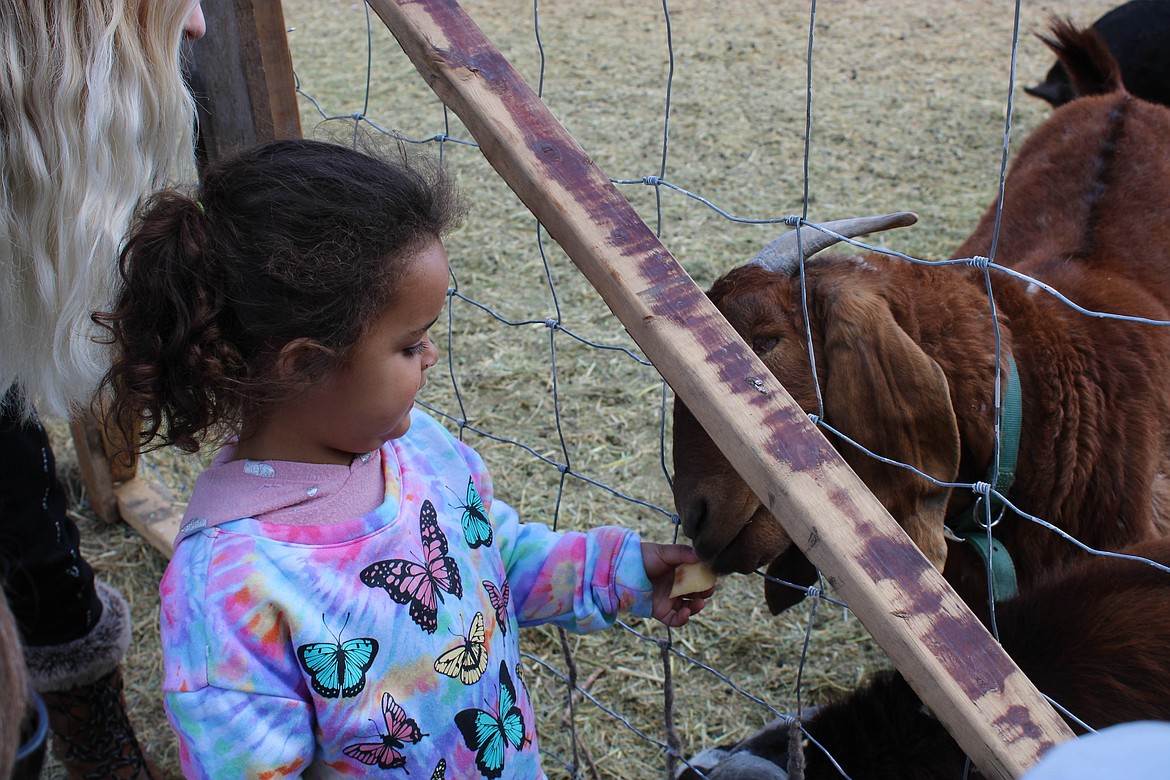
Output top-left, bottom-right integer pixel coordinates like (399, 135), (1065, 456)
(669, 561), (718, 598)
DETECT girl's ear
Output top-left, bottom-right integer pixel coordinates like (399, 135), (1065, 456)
(274, 338), (336, 384)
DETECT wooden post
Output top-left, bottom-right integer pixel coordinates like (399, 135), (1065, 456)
(187, 0), (302, 165)
(362, 0), (1075, 776)
(73, 0), (302, 556)
(69, 413), (134, 525)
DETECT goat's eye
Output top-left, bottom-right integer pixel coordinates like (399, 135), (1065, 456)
(752, 336), (779, 356)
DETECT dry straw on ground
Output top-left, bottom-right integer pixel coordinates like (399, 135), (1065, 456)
(43, 0), (1116, 777)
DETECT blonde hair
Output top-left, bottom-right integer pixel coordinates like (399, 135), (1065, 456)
(0, 0), (198, 419)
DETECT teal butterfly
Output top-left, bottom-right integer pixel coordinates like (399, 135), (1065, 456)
(454, 661), (527, 779)
(297, 613), (379, 699)
(449, 477), (492, 549)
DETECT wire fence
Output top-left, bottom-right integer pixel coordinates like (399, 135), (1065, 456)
(194, 0), (1170, 777)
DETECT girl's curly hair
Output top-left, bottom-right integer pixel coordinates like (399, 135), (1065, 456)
(95, 138), (463, 454)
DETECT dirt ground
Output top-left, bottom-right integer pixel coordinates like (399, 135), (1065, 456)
(42, 0), (1120, 777)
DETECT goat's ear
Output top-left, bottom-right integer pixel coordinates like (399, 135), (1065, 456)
(764, 544), (819, 615)
(817, 284), (960, 572)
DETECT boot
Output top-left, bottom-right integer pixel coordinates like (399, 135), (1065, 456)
(25, 579), (161, 780)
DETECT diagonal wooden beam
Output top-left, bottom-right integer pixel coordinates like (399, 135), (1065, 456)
(362, 0), (1075, 776)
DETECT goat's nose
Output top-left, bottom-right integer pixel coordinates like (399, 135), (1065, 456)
(679, 497), (707, 541)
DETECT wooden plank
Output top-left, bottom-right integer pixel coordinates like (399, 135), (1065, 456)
(362, 1), (1075, 776)
(116, 478), (183, 560)
(69, 414), (123, 525)
(251, 0), (302, 140)
(187, 0), (302, 165)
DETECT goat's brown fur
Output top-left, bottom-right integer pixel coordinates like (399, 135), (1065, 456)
(672, 22), (1170, 617)
(678, 540), (1170, 779)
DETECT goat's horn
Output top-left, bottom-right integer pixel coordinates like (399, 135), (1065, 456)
(751, 211), (918, 274)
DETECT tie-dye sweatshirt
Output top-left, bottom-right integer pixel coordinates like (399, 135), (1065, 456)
(161, 410), (654, 779)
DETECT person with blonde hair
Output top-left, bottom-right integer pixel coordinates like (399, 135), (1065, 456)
(0, 1), (205, 776)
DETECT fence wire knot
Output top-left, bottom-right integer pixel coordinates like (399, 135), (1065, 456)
(642, 175), (661, 186)
(544, 318), (559, 330)
(807, 412), (822, 426)
(965, 255), (991, 269)
(805, 586), (822, 600)
(972, 480), (993, 498)
(783, 215), (803, 227)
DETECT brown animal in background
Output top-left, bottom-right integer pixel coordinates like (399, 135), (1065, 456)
(671, 21), (1170, 618)
(676, 539), (1170, 780)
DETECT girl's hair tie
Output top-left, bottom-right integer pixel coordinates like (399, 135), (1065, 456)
(195, 200), (206, 215)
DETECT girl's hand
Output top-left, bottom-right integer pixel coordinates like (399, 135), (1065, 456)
(641, 542), (716, 627)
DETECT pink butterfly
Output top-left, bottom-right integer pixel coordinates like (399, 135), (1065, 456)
(343, 691), (425, 770)
(483, 579), (510, 636)
(361, 500), (463, 634)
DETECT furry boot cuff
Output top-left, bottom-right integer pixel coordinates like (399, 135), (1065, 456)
(23, 579), (132, 693)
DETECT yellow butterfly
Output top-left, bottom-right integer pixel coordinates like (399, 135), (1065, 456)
(434, 611), (488, 685)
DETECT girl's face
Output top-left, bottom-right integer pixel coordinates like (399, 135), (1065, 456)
(237, 240), (449, 466)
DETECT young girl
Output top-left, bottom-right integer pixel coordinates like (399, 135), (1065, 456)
(98, 138), (713, 779)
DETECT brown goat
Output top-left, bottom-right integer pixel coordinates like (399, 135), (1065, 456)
(677, 540), (1170, 780)
(672, 22), (1170, 617)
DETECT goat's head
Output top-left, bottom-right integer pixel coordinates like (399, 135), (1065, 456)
(672, 213), (964, 613)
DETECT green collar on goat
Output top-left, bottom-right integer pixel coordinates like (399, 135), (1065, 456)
(946, 353), (1022, 603)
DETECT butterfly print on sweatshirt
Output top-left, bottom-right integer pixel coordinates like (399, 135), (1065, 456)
(360, 499), (463, 634)
(296, 613), (378, 699)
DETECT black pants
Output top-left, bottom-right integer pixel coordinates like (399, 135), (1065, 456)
(0, 386), (101, 646)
